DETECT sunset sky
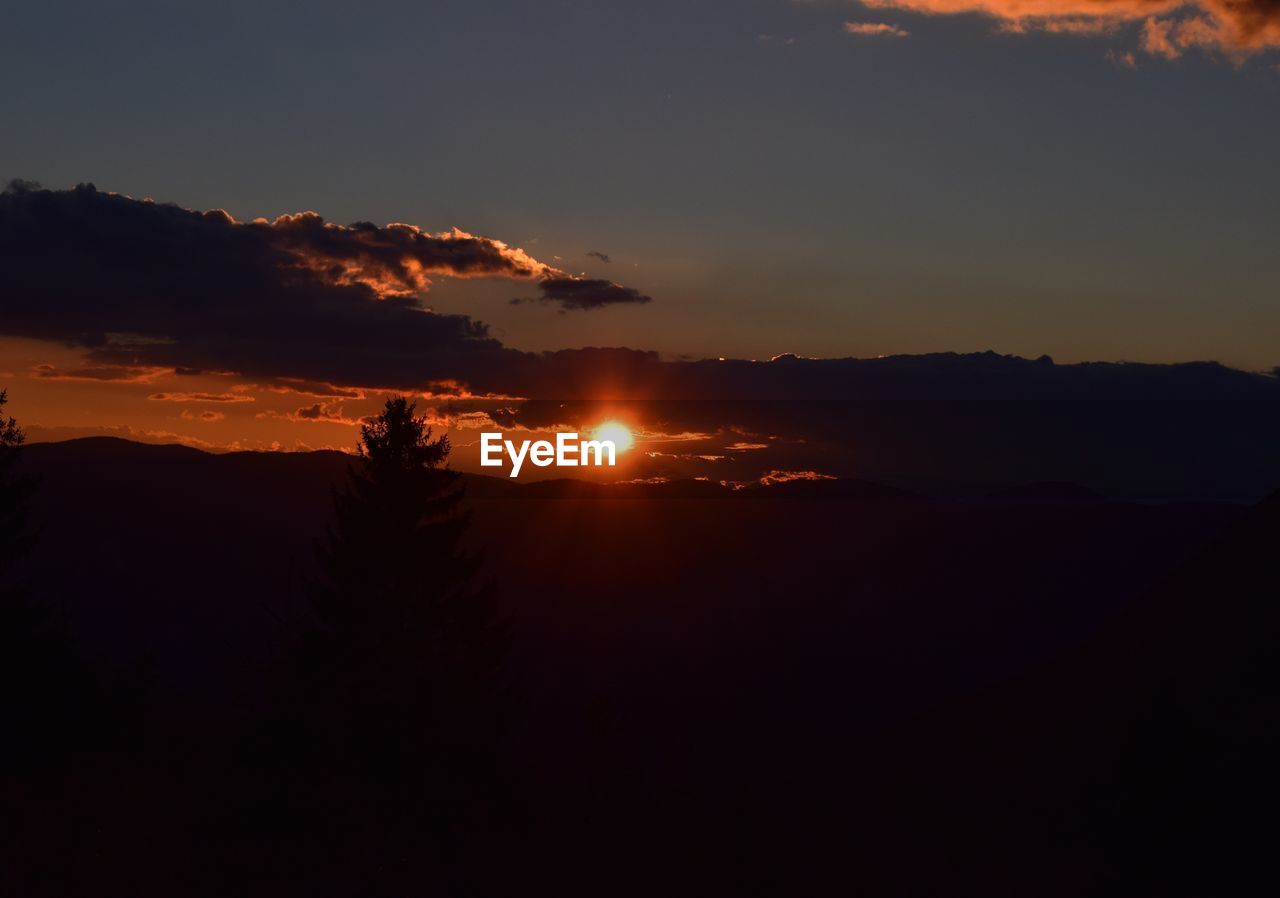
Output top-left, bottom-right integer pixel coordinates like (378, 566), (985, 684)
(2, 0), (1278, 458)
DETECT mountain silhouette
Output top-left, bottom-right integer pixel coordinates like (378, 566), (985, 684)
(989, 480), (1108, 502)
(5, 436), (1272, 895)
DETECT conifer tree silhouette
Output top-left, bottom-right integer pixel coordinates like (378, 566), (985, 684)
(0, 390), (32, 589)
(0, 389), (81, 768)
(0, 389), (40, 688)
(288, 396), (510, 881)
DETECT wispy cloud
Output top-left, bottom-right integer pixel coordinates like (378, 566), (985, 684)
(256, 402), (365, 426)
(32, 363), (170, 383)
(844, 21), (911, 37)
(179, 409), (226, 422)
(1107, 48), (1138, 68)
(149, 392), (255, 403)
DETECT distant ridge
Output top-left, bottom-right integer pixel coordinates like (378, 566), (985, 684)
(19, 439), (936, 501)
(740, 477), (915, 500)
(988, 481), (1106, 502)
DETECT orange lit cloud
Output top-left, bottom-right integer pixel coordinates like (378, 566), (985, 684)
(844, 21), (911, 36)
(758, 470), (838, 486)
(263, 212), (554, 297)
(258, 212), (648, 311)
(256, 402), (365, 426)
(179, 409), (226, 422)
(717, 470), (837, 491)
(241, 379), (369, 400)
(858, 0), (1280, 57)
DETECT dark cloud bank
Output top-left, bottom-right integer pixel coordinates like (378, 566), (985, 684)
(2, 181), (1278, 401)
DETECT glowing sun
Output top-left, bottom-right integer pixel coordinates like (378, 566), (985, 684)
(592, 421), (634, 452)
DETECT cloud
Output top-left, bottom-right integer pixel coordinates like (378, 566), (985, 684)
(179, 409), (226, 422)
(262, 213), (553, 295)
(515, 276), (653, 311)
(290, 402), (350, 423)
(844, 21), (911, 37)
(997, 15), (1123, 35)
(858, 0), (1280, 58)
(1136, 11), (1249, 56)
(1142, 13), (1182, 55)
(32, 363), (169, 383)
(0, 182), (655, 394)
(148, 392), (255, 403)
(256, 402), (364, 425)
(586, 250), (612, 263)
(1107, 47), (1139, 66)
(4, 183), (1279, 404)
(757, 470), (837, 486)
(249, 379), (368, 399)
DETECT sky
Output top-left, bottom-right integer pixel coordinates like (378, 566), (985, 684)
(2, 0), (1279, 457)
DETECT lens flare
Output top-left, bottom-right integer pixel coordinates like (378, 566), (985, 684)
(592, 421), (634, 452)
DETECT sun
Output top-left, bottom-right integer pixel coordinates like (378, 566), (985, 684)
(592, 421), (634, 452)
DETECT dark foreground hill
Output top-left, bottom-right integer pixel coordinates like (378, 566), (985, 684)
(12, 438), (1237, 710)
(4, 437), (1273, 895)
(844, 486), (1280, 896)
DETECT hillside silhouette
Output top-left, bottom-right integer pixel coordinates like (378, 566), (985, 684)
(4, 434), (1269, 894)
(836, 484), (1280, 896)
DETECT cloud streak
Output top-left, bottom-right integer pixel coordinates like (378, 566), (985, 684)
(858, 0), (1280, 58)
(179, 409), (226, 422)
(518, 277), (653, 311)
(844, 21), (911, 36)
(148, 392), (256, 403)
(32, 363), (169, 383)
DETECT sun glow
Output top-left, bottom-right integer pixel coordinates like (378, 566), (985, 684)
(592, 421), (634, 452)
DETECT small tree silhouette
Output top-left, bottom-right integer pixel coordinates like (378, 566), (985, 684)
(0, 389), (83, 769)
(286, 396), (510, 881)
(0, 389), (40, 659)
(0, 389), (32, 582)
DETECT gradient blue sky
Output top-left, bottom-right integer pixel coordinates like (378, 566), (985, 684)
(3, 0), (1278, 370)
